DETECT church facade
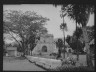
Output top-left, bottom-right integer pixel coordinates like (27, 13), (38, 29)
(32, 34), (58, 55)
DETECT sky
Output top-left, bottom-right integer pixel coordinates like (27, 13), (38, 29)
(3, 4), (94, 43)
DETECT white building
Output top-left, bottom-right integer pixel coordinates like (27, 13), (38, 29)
(32, 34), (58, 55)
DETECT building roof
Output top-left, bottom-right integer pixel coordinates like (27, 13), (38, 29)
(40, 34), (53, 37)
(7, 47), (17, 50)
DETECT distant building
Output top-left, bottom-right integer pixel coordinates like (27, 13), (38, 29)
(32, 34), (58, 55)
(6, 47), (17, 57)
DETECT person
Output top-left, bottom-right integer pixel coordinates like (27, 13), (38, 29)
(68, 49), (72, 57)
(56, 48), (61, 59)
(66, 47), (72, 57)
(6, 53), (8, 56)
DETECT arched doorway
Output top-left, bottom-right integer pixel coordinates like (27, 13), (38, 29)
(42, 45), (47, 52)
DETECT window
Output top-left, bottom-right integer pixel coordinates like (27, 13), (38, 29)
(42, 45), (47, 52)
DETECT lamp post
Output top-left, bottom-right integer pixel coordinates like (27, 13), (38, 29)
(60, 7), (67, 58)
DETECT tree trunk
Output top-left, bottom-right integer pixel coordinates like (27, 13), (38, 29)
(31, 51), (32, 56)
(77, 53), (79, 61)
(9, 32), (22, 48)
(76, 21), (79, 61)
(30, 44), (33, 56)
(57, 48), (61, 59)
(82, 27), (93, 67)
(76, 39), (79, 61)
(22, 39), (29, 56)
(63, 29), (65, 58)
(77, 42), (79, 61)
(21, 41), (26, 57)
(59, 49), (61, 57)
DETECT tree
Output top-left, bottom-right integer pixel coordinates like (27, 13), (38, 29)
(26, 34), (37, 55)
(78, 26), (94, 60)
(56, 38), (64, 59)
(3, 37), (7, 56)
(66, 35), (85, 53)
(61, 4), (94, 67)
(60, 7), (68, 58)
(86, 26), (94, 42)
(3, 10), (49, 56)
(60, 23), (67, 58)
(73, 27), (83, 60)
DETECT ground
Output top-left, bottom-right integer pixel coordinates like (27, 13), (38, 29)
(3, 54), (94, 71)
(3, 56), (46, 71)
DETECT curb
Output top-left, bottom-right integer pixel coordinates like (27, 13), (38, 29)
(26, 56), (60, 71)
(28, 59), (51, 71)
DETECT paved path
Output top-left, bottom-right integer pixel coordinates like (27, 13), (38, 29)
(26, 56), (62, 69)
(3, 57), (46, 71)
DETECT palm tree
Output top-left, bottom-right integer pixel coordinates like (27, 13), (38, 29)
(61, 4), (94, 67)
(60, 23), (67, 58)
(60, 8), (68, 58)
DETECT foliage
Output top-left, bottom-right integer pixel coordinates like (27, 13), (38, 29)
(54, 4), (94, 67)
(77, 26), (94, 43)
(86, 26), (94, 42)
(3, 10), (49, 55)
(71, 26), (94, 53)
(56, 38), (64, 58)
(66, 35), (85, 52)
(62, 4), (94, 67)
(73, 27), (83, 39)
(65, 35), (71, 43)
(60, 14), (68, 58)
(56, 38), (64, 48)
(60, 23), (67, 31)
(54, 66), (94, 71)
(61, 4), (94, 26)
(62, 57), (77, 66)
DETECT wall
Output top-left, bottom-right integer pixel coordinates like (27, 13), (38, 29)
(32, 34), (58, 55)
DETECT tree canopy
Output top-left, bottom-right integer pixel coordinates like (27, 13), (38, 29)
(54, 4), (94, 67)
(56, 38), (64, 49)
(3, 10), (49, 54)
(66, 35), (85, 52)
(61, 4), (94, 26)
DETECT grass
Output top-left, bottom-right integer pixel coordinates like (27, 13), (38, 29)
(3, 56), (27, 62)
(14, 56), (26, 60)
(3, 58), (46, 71)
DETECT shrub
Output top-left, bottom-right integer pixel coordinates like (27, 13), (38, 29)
(50, 53), (58, 56)
(61, 57), (77, 66)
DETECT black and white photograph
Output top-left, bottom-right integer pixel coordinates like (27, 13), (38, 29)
(3, 4), (95, 71)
